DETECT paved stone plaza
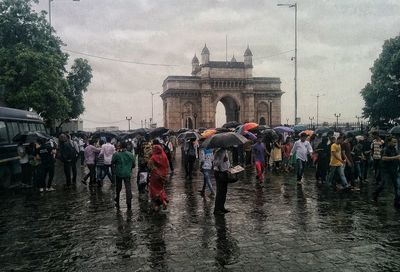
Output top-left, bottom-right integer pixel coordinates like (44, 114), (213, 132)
(1, 155), (400, 272)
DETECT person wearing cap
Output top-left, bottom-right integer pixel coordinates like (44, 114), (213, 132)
(290, 132), (313, 185)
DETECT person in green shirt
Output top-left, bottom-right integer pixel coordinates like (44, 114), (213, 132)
(112, 141), (134, 210)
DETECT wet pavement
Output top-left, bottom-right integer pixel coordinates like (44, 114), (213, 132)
(1, 153), (400, 272)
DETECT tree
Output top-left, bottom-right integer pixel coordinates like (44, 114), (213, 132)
(361, 34), (400, 126)
(57, 58), (92, 128)
(0, 0), (92, 129)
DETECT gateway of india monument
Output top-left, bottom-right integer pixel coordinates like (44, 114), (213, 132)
(161, 44), (283, 130)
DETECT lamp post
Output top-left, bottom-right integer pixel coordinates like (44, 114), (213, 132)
(277, 2), (297, 124)
(193, 113), (198, 129)
(126, 116), (132, 131)
(312, 93), (325, 127)
(334, 113), (341, 130)
(150, 91), (160, 126)
(309, 116), (315, 129)
(48, 0), (80, 28)
(267, 99), (272, 127)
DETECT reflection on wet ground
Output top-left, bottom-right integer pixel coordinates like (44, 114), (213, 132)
(1, 154), (400, 271)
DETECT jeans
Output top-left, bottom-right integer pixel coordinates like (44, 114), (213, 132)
(201, 169), (214, 193)
(328, 165), (348, 187)
(185, 155), (196, 178)
(361, 159), (369, 180)
(373, 159), (382, 182)
(115, 176), (133, 207)
(101, 164), (113, 182)
(296, 159), (307, 181)
(63, 160), (77, 185)
(39, 163), (55, 188)
(214, 171), (228, 212)
(353, 161), (362, 180)
(96, 165), (105, 181)
(83, 164), (96, 184)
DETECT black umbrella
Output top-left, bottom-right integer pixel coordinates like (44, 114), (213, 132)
(178, 131), (200, 140)
(122, 128), (151, 139)
(389, 126), (400, 134)
(369, 129), (387, 137)
(248, 124), (270, 134)
(150, 127), (169, 138)
(13, 131), (51, 143)
(91, 131), (119, 140)
(177, 128), (189, 134)
(197, 127), (207, 134)
(259, 129), (278, 140)
(222, 121), (242, 129)
(216, 127), (231, 133)
(315, 127), (333, 135)
(201, 132), (248, 149)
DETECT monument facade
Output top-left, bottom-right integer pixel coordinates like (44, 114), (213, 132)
(161, 45), (283, 130)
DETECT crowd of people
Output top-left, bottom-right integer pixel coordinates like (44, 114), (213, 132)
(15, 127), (400, 215)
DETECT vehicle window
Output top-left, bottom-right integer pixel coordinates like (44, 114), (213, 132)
(38, 123), (47, 133)
(35, 123), (44, 132)
(6, 122), (20, 141)
(28, 123), (36, 131)
(21, 122), (29, 133)
(0, 121), (8, 144)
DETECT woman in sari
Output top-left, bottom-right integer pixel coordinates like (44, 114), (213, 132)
(148, 145), (169, 211)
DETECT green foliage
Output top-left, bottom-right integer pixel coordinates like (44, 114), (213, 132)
(361, 35), (400, 125)
(0, 0), (92, 126)
(66, 58), (93, 119)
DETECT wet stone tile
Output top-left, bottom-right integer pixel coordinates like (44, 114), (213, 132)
(1, 153), (400, 271)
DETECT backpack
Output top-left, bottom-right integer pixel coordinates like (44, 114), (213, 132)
(187, 144), (196, 157)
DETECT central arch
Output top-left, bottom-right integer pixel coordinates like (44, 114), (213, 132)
(215, 95), (240, 127)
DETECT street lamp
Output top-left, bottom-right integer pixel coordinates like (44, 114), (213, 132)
(126, 116), (132, 131)
(309, 116), (315, 129)
(277, 2), (298, 125)
(48, 0), (80, 28)
(312, 93), (325, 127)
(267, 99), (272, 127)
(334, 113), (341, 130)
(150, 91), (160, 126)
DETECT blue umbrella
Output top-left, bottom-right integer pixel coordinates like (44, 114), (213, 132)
(274, 126), (294, 133)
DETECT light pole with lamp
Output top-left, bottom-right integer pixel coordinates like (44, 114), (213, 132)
(334, 113), (341, 130)
(312, 93), (325, 127)
(48, 0), (80, 28)
(277, 2), (298, 124)
(126, 116), (132, 131)
(267, 99), (272, 127)
(309, 116), (315, 129)
(150, 91), (160, 127)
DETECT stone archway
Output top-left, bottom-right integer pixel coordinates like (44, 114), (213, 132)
(214, 95), (241, 127)
(257, 102), (269, 126)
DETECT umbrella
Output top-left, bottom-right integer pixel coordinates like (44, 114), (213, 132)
(244, 131), (257, 141)
(150, 127), (169, 138)
(273, 126), (294, 134)
(177, 128), (189, 134)
(92, 131), (119, 140)
(314, 127), (333, 135)
(344, 130), (363, 137)
(302, 130), (314, 136)
(13, 131), (51, 143)
(293, 125), (307, 132)
(201, 129), (217, 139)
(389, 126), (400, 134)
(201, 132), (248, 149)
(197, 127), (207, 134)
(178, 131), (200, 140)
(216, 127), (231, 133)
(243, 122), (258, 131)
(369, 129), (387, 137)
(222, 121), (242, 129)
(259, 129), (278, 140)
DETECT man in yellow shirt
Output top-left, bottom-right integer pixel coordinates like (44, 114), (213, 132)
(328, 136), (350, 189)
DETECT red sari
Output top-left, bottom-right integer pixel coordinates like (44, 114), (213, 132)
(148, 145), (169, 206)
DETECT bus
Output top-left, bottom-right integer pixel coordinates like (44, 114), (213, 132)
(0, 106), (47, 188)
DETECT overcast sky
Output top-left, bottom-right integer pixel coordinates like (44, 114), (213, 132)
(35, 0), (400, 129)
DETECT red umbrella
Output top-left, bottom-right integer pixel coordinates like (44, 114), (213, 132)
(243, 122), (258, 132)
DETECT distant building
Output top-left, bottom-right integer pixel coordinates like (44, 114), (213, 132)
(161, 44), (283, 130)
(58, 119), (83, 133)
(96, 126), (119, 132)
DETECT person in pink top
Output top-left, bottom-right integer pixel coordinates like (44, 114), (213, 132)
(99, 137), (116, 184)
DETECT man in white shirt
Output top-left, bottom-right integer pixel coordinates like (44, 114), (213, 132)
(100, 137), (116, 183)
(290, 133), (313, 184)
